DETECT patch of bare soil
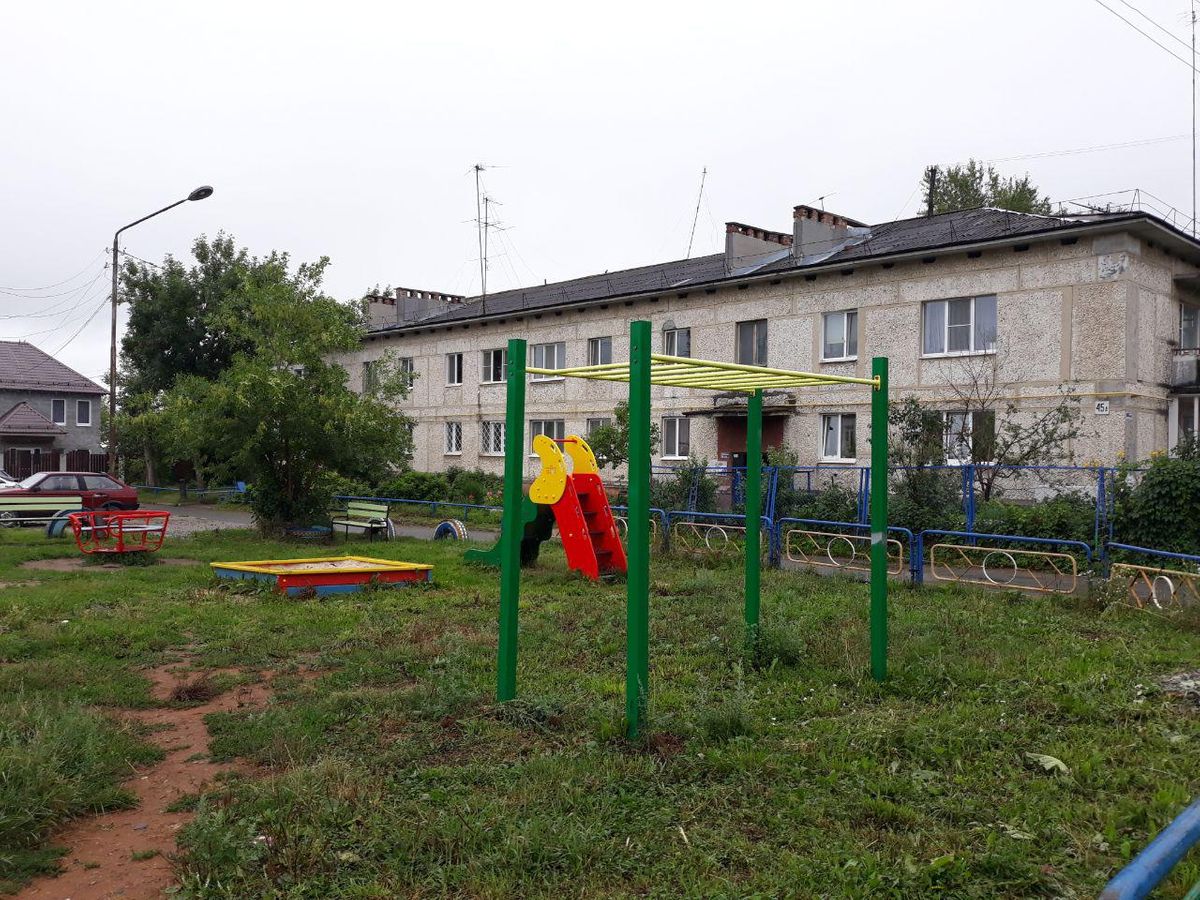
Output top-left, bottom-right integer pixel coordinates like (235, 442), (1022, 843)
(1162, 670), (1200, 707)
(16, 663), (272, 900)
(20, 557), (199, 572)
(0, 579), (40, 588)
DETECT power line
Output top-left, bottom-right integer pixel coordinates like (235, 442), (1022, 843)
(0, 249), (106, 293)
(686, 167), (707, 259)
(1111, 0), (1195, 53)
(985, 132), (1191, 163)
(1089, 0), (1200, 72)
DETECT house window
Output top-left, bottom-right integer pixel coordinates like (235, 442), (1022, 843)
(922, 296), (997, 356)
(482, 348), (507, 383)
(361, 361), (377, 393)
(663, 416), (690, 458)
(822, 310), (858, 361)
(587, 336), (613, 366)
(530, 419), (565, 452)
(530, 342), (566, 380)
(821, 413), (857, 461)
(399, 356), (415, 387)
(736, 319), (768, 366)
(663, 326), (691, 357)
(446, 353), (464, 385)
(76, 400), (91, 427)
(586, 417), (612, 436)
(481, 421), (505, 455)
(943, 410), (996, 463)
(51, 399), (66, 426)
(1182, 305), (1200, 351)
(444, 421), (462, 455)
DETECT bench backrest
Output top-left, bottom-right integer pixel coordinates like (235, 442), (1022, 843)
(343, 501), (389, 520)
(0, 495), (84, 514)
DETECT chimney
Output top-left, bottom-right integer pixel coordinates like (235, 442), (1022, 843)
(363, 287), (466, 329)
(792, 205), (864, 259)
(724, 222), (792, 271)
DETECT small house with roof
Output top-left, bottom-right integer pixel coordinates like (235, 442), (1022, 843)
(0, 341), (106, 478)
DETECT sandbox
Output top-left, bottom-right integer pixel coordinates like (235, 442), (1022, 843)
(210, 556), (433, 596)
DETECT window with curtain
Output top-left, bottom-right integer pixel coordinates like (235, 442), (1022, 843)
(736, 319), (768, 366)
(822, 309), (858, 360)
(923, 296), (997, 355)
(820, 413), (856, 460)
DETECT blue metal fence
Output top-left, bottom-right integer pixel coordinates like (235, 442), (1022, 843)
(1100, 797), (1200, 899)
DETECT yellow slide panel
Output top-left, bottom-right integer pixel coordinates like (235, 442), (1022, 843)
(529, 434), (568, 504)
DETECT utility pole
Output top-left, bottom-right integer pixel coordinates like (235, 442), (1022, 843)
(474, 164), (487, 309)
(108, 186), (213, 477)
(1192, 3), (1197, 234)
(925, 166), (938, 217)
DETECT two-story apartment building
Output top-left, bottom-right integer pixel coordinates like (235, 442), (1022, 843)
(0, 341), (106, 478)
(337, 204), (1200, 477)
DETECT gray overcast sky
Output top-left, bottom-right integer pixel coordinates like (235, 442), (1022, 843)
(0, 0), (1194, 384)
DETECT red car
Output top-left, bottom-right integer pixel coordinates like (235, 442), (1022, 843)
(0, 471), (139, 523)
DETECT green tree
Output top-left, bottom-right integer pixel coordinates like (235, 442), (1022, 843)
(156, 255), (413, 531)
(921, 161), (1052, 216)
(586, 400), (661, 469)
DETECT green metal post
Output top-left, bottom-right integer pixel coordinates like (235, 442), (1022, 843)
(744, 388), (763, 653)
(497, 338), (527, 702)
(869, 356), (889, 681)
(626, 320), (651, 739)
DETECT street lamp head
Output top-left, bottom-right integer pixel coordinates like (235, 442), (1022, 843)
(188, 185), (214, 202)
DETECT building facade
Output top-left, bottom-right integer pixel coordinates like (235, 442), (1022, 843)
(0, 341), (106, 478)
(337, 204), (1200, 478)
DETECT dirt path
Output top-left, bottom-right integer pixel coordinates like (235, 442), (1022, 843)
(17, 664), (271, 900)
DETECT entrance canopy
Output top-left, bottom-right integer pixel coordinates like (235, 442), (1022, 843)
(527, 353), (878, 393)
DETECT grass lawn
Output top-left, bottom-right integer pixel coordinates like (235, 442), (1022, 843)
(0, 528), (1198, 897)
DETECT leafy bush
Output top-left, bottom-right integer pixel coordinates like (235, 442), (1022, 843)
(888, 468), (964, 535)
(975, 493), (1096, 545)
(1113, 453), (1200, 553)
(774, 478), (860, 524)
(649, 457), (719, 512)
(377, 470), (451, 502)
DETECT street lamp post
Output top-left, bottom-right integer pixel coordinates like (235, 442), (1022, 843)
(109, 185), (213, 477)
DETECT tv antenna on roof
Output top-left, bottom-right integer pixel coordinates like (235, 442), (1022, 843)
(686, 166), (707, 259)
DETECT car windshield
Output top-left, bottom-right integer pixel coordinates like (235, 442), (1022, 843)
(17, 474), (44, 489)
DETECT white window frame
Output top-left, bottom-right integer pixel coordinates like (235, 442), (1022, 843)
(444, 421), (463, 455)
(736, 319), (769, 366)
(529, 419), (565, 455)
(820, 412), (857, 462)
(75, 399), (91, 427)
(663, 326), (691, 358)
(662, 415), (690, 460)
(1181, 304), (1200, 351)
(480, 420), (505, 455)
(481, 348), (507, 384)
(941, 410), (996, 465)
(922, 295), (998, 358)
(587, 336), (613, 367)
(586, 416), (612, 436)
(446, 352), (464, 386)
(821, 309), (858, 362)
(530, 342), (566, 381)
(399, 356), (415, 387)
(50, 398), (66, 426)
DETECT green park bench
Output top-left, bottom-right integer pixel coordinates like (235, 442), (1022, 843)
(330, 500), (393, 541)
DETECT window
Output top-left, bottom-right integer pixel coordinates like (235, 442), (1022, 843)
(530, 342), (566, 380)
(361, 361), (377, 393)
(1182, 305), (1200, 351)
(821, 413), (857, 461)
(736, 319), (768, 366)
(586, 417), (612, 436)
(922, 296), (997, 356)
(481, 421), (505, 455)
(39, 474), (80, 492)
(822, 310), (858, 361)
(587, 336), (613, 366)
(942, 410), (996, 463)
(663, 327), (691, 357)
(82, 475), (121, 490)
(51, 399), (65, 426)
(481, 348), (507, 383)
(399, 357), (415, 387)
(444, 421), (463, 455)
(75, 400), (91, 426)
(446, 353), (464, 385)
(663, 416), (690, 458)
(529, 419), (565, 452)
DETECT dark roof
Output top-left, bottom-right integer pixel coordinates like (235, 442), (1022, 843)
(368, 207), (1194, 335)
(0, 342), (105, 394)
(0, 401), (65, 436)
